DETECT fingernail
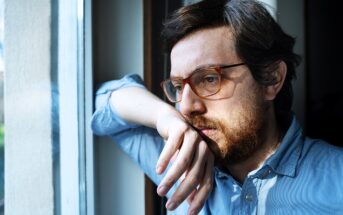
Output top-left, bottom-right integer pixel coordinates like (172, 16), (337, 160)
(156, 166), (162, 174)
(157, 186), (167, 196)
(166, 201), (177, 210)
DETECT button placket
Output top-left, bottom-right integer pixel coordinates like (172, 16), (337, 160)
(243, 175), (266, 215)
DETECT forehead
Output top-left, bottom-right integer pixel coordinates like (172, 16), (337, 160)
(170, 26), (240, 78)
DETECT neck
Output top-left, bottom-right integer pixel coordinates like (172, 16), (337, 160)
(226, 111), (281, 184)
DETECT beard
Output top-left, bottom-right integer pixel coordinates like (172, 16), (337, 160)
(189, 92), (266, 166)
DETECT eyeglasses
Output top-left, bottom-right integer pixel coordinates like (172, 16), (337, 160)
(161, 63), (245, 103)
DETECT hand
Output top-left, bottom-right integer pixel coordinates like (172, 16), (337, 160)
(155, 107), (214, 215)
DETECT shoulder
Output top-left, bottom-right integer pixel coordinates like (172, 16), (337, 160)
(303, 138), (343, 158)
(299, 138), (343, 188)
(297, 139), (343, 198)
(301, 138), (343, 165)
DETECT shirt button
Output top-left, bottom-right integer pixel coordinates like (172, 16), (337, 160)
(245, 194), (253, 202)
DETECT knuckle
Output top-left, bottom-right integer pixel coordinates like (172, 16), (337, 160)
(177, 122), (189, 133)
(171, 193), (182, 202)
(205, 172), (214, 183)
(170, 192), (185, 204)
(164, 176), (175, 187)
(177, 157), (190, 168)
(198, 141), (208, 155)
(188, 175), (200, 185)
(203, 181), (213, 193)
(189, 129), (200, 139)
(191, 200), (204, 212)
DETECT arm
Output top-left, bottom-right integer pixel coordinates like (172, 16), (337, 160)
(110, 86), (174, 138)
(93, 74), (214, 214)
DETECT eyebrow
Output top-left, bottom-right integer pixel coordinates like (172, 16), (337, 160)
(170, 63), (227, 78)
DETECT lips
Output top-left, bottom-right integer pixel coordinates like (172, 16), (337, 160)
(200, 128), (216, 136)
(189, 116), (219, 139)
(193, 125), (217, 137)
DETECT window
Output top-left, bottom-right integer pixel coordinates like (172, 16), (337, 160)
(0, 0), (4, 213)
(3, 0), (94, 214)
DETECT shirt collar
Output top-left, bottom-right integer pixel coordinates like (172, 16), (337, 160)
(263, 115), (304, 177)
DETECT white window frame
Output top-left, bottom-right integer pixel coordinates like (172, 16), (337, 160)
(3, 0), (95, 214)
(59, 0), (94, 214)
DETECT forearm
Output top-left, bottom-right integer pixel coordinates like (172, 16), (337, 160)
(110, 86), (175, 131)
(108, 83), (214, 214)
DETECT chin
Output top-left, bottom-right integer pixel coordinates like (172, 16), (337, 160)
(203, 134), (229, 160)
(211, 130), (261, 165)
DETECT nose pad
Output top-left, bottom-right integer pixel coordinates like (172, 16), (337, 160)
(179, 84), (206, 118)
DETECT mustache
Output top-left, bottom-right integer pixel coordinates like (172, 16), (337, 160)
(189, 116), (220, 130)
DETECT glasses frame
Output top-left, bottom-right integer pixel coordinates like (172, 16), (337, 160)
(161, 62), (245, 103)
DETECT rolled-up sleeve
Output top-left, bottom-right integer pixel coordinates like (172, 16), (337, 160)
(91, 74), (145, 136)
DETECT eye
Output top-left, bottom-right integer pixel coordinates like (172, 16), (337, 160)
(203, 75), (219, 84)
(171, 81), (183, 91)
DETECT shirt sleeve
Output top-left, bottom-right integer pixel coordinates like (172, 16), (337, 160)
(90, 74), (168, 187)
(91, 74), (146, 136)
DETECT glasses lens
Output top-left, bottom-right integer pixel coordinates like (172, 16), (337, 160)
(191, 69), (221, 97)
(163, 79), (183, 102)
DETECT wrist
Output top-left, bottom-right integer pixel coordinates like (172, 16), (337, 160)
(156, 103), (179, 138)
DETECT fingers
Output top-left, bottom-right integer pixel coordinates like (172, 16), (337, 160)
(156, 130), (183, 174)
(157, 129), (199, 196)
(187, 152), (214, 215)
(170, 149), (180, 163)
(164, 140), (208, 211)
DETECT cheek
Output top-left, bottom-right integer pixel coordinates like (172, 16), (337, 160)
(206, 99), (246, 123)
(204, 79), (263, 122)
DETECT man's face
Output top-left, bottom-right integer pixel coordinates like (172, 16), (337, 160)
(170, 26), (267, 165)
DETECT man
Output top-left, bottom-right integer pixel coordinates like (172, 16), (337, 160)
(91, 0), (343, 214)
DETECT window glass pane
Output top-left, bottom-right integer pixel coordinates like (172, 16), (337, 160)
(0, 0), (4, 214)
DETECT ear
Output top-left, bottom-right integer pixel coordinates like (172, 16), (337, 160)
(264, 61), (287, 101)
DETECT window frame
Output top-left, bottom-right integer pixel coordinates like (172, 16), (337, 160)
(58, 0), (94, 214)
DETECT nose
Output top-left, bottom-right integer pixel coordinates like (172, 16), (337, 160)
(179, 84), (206, 119)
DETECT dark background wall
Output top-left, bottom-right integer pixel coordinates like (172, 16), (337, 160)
(306, 0), (343, 146)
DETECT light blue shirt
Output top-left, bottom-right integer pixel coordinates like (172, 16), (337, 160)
(91, 74), (343, 215)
